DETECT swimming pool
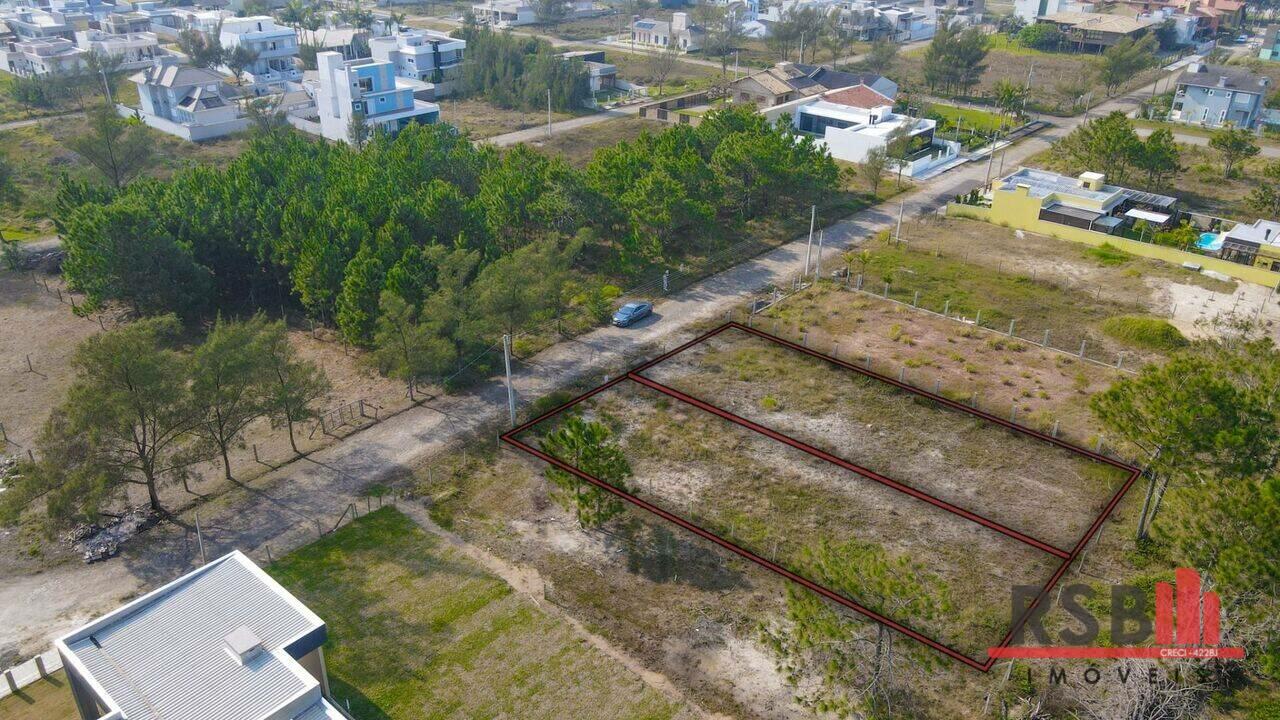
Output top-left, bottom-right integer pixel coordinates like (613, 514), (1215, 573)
(1196, 232), (1223, 252)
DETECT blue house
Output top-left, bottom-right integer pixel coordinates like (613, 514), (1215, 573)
(315, 51), (440, 144)
(1169, 62), (1271, 129)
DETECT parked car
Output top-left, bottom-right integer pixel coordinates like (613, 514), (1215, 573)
(1234, 34), (1250, 43)
(612, 301), (653, 327)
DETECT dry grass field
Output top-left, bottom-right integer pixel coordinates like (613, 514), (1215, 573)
(888, 48), (1160, 115)
(437, 97), (575, 139)
(524, 116), (657, 166)
(516, 376), (1070, 662)
(267, 507), (691, 720)
(639, 326), (1132, 551)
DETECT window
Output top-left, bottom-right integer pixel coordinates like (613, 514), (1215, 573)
(357, 77), (372, 92)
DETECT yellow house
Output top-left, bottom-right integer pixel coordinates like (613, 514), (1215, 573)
(947, 167), (1280, 286)
(985, 168), (1177, 235)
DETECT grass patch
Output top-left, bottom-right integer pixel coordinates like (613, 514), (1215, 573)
(1084, 243), (1131, 266)
(1100, 315), (1188, 351)
(267, 506), (684, 720)
(0, 672), (77, 720)
(927, 103), (1010, 133)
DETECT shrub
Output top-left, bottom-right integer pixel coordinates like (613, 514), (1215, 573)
(1085, 243), (1129, 266)
(1100, 315), (1189, 351)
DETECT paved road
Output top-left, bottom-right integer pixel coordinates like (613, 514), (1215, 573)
(0, 67), (1198, 664)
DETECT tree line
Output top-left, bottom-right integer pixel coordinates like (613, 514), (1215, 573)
(454, 22), (591, 111)
(0, 314), (330, 525)
(56, 107), (838, 392)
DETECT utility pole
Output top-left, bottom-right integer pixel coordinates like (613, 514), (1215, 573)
(1022, 62), (1034, 119)
(814, 230), (825, 279)
(733, 50), (739, 80)
(895, 201), (904, 243)
(100, 68), (114, 105)
(984, 130), (999, 186)
(546, 89), (552, 138)
(804, 204), (815, 276)
(502, 334), (516, 426)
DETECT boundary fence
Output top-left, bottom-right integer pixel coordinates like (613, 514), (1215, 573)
(501, 321), (1143, 671)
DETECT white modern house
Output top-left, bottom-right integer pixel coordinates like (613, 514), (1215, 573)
(764, 84), (960, 177)
(74, 29), (164, 69)
(219, 15), (301, 92)
(630, 12), (704, 52)
(2, 36), (84, 76)
(470, 0), (602, 26)
(56, 551), (343, 720)
(313, 50), (440, 144)
(128, 57), (249, 140)
(2, 7), (81, 41)
(1012, 0), (1095, 22)
(368, 28), (465, 97)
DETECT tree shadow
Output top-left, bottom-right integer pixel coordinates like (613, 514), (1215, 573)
(327, 676), (393, 720)
(605, 519), (748, 592)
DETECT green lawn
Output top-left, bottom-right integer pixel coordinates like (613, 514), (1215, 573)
(0, 672), (78, 720)
(927, 102), (1011, 133)
(267, 507), (686, 720)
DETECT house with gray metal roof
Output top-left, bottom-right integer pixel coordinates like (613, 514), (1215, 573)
(56, 550), (344, 720)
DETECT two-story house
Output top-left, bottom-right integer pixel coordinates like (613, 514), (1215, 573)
(129, 57), (249, 140)
(219, 15), (301, 92)
(314, 50), (440, 144)
(368, 28), (465, 97)
(101, 10), (152, 34)
(1169, 62), (1270, 129)
(75, 28), (164, 69)
(2, 8), (81, 41)
(2, 36), (84, 75)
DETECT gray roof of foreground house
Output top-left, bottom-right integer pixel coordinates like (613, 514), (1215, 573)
(130, 63), (226, 89)
(56, 551), (341, 720)
(1175, 62), (1272, 96)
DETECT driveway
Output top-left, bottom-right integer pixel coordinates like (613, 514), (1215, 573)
(0, 72), (1187, 663)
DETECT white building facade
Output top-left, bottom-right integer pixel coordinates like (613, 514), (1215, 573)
(314, 50), (440, 144)
(368, 29), (465, 96)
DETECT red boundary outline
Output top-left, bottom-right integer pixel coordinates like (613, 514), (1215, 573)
(501, 322), (1143, 672)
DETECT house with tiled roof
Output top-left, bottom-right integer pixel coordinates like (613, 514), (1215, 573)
(728, 61), (897, 108)
(1035, 11), (1157, 51)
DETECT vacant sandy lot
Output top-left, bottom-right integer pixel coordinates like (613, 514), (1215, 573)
(641, 326), (1132, 552)
(518, 379), (1067, 662)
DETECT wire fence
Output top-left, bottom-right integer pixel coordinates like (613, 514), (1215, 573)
(786, 268), (1143, 374)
